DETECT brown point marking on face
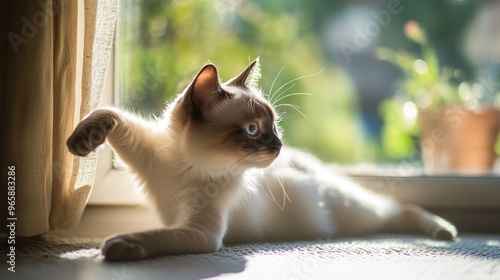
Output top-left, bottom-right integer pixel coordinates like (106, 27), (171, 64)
(180, 91), (282, 167)
(170, 60), (281, 167)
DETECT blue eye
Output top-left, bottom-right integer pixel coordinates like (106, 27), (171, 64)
(244, 123), (259, 136)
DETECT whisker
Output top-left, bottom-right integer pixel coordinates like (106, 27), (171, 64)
(271, 83), (296, 106)
(277, 111), (288, 120)
(267, 177), (284, 210)
(262, 177), (273, 200)
(232, 153), (254, 170)
(281, 178), (292, 203)
(272, 92), (311, 107)
(275, 103), (309, 119)
(268, 66), (285, 102)
(276, 174), (291, 209)
(270, 68), (324, 105)
(256, 175), (271, 199)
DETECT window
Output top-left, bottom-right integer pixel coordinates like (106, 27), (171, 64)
(90, 0), (500, 207)
(89, 56), (146, 205)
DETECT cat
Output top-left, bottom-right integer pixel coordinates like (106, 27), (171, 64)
(67, 58), (458, 261)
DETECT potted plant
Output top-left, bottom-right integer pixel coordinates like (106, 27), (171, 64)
(378, 21), (500, 175)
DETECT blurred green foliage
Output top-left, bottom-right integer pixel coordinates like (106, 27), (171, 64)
(116, 0), (482, 164)
(117, 0), (364, 163)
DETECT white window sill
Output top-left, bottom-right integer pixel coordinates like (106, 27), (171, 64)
(349, 174), (500, 209)
(89, 146), (147, 205)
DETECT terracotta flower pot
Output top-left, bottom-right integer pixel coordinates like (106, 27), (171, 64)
(419, 106), (500, 175)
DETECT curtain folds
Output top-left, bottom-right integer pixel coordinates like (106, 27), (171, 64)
(0, 0), (118, 237)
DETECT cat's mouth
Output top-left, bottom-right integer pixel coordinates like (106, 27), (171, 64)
(267, 140), (282, 159)
(268, 150), (280, 160)
(251, 149), (280, 167)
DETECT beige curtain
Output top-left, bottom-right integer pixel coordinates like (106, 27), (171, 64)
(0, 0), (118, 237)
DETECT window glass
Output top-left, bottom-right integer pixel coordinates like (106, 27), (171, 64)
(116, 0), (500, 176)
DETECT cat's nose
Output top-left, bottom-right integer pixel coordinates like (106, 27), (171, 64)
(270, 137), (282, 151)
(262, 132), (282, 151)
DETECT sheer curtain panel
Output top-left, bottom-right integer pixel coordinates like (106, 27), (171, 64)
(0, 0), (118, 237)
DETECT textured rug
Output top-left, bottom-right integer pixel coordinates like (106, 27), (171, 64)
(1, 234), (500, 279)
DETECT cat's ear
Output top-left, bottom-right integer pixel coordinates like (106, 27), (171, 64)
(226, 58), (261, 88)
(186, 64), (227, 119)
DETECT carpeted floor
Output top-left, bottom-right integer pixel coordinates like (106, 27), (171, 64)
(1, 234), (500, 279)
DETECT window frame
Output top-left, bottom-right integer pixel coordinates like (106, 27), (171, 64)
(88, 48), (145, 205)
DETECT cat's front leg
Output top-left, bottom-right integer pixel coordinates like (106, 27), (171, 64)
(67, 108), (119, 156)
(102, 227), (223, 261)
(102, 204), (226, 261)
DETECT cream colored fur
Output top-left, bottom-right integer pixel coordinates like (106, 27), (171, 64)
(67, 59), (457, 261)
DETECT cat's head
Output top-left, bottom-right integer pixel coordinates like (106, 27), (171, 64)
(172, 59), (282, 171)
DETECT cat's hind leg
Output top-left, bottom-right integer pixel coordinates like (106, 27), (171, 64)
(320, 176), (457, 240)
(383, 204), (458, 240)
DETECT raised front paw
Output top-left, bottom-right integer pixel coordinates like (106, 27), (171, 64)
(67, 110), (117, 156)
(102, 235), (147, 262)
